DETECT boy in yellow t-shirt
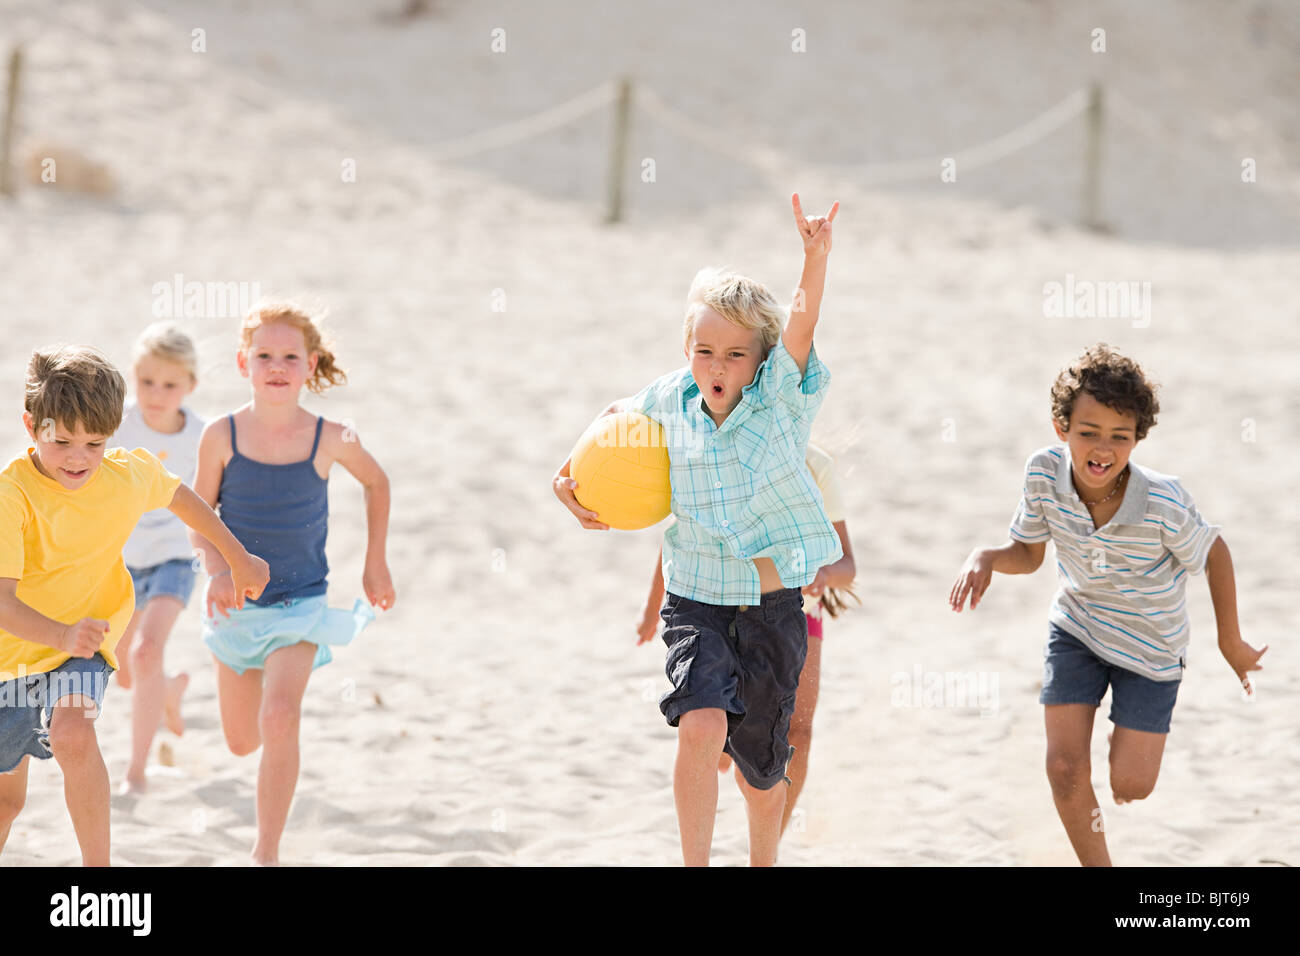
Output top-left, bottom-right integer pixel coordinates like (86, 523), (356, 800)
(0, 346), (269, 866)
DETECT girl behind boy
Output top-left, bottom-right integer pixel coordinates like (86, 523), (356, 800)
(189, 303), (395, 865)
(114, 322), (206, 794)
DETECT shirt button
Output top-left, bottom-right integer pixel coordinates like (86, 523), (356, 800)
(738, 550), (746, 557)
(714, 481), (722, 489)
(721, 520), (729, 527)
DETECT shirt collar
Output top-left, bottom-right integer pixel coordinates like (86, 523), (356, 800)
(674, 366), (767, 473)
(677, 347), (779, 432)
(1055, 445), (1150, 524)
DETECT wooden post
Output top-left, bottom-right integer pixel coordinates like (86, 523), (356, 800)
(1082, 82), (1104, 230)
(0, 46), (22, 197)
(605, 77), (632, 224)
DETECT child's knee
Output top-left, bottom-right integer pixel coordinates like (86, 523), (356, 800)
(1110, 773), (1156, 803)
(1045, 750), (1090, 792)
(258, 696), (302, 742)
(128, 633), (165, 673)
(223, 729), (260, 756)
(677, 709), (728, 751)
(47, 706), (98, 763)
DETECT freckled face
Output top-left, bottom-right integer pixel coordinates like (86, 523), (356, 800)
(687, 307), (764, 426)
(24, 414), (110, 489)
(1053, 391), (1139, 498)
(237, 323), (317, 401)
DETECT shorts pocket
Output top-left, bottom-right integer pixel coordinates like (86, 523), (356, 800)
(662, 627), (698, 695)
(660, 592), (683, 626)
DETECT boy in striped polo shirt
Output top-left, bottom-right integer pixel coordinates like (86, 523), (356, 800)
(554, 194), (842, 866)
(950, 344), (1265, 866)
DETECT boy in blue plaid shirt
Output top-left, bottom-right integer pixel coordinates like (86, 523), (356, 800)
(554, 194), (842, 866)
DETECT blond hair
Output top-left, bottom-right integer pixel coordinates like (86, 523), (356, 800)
(239, 303), (348, 394)
(682, 268), (785, 354)
(133, 321), (198, 382)
(25, 345), (127, 437)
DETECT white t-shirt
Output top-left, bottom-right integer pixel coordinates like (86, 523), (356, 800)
(115, 398), (206, 568)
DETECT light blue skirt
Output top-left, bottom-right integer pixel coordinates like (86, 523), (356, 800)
(201, 594), (375, 675)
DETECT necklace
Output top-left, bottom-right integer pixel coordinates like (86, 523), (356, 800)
(1077, 465), (1128, 507)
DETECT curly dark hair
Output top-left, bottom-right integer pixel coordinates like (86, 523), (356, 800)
(1051, 343), (1160, 441)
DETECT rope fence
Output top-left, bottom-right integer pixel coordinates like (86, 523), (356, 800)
(4, 41), (1295, 220)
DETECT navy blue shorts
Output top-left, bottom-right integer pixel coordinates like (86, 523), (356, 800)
(1039, 624), (1181, 734)
(658, 587), (807, 790)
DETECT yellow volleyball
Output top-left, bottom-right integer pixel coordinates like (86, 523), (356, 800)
(570, 412), (672, 530)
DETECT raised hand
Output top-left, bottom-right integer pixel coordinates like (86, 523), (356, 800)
(792, 192), (838, 258)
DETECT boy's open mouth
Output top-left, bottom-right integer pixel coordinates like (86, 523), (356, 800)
(63, 467), (88, 479)
(1086, 459), (1113, 477)
(711, 382), (724, 397)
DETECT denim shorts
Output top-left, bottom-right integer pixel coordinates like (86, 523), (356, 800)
(0, 653), (112, 773)
(658, 587), (808, 790)
(128, 557), (197, 607)
(1039, 623), (1181, 734)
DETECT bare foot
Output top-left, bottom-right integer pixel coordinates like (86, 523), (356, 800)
(251, 847), (279, 866)
(157, 741), (175, 767)
(162, 672), (189, 736)
(118, 775), (147, 796)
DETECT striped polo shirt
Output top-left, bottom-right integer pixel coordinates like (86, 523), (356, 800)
(629, 338), (843, 606)
(1009, 444), (1220, 681)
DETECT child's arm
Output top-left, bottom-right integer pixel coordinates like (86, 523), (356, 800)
(552, 399), (628, 530)
(326, 422), (395, 610)
(1204, 535), (1266, 690)
(0, 579), (107, 658)
(785, 192), (838, 377)
(949, 539), (1047, 612)
(168, 483), (269, 609)
(637, 547), (666, 645)
(185, 420), (266, 617)
(803, 520), (856, 598)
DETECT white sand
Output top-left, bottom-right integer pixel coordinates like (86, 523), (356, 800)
(0, 0), (1297, 865)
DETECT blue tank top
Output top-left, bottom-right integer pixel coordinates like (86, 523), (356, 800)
(217, 413), (329, 606)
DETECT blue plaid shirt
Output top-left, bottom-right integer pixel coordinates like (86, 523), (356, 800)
(629, 338), (842, 605)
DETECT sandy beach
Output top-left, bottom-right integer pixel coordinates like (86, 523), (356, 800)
(0, 0), (1297, 866)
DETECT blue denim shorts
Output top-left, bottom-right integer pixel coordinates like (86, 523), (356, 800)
(0, 654), (112, 773)
(1039, 624), (1181, 734)
(128, 557), (197, 607)
(658, 587), (807, 790)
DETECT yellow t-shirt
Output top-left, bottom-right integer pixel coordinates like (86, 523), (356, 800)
(0, 446), (182, 680)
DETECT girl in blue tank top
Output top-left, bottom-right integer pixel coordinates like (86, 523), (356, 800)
(189, 303), (395, 866)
